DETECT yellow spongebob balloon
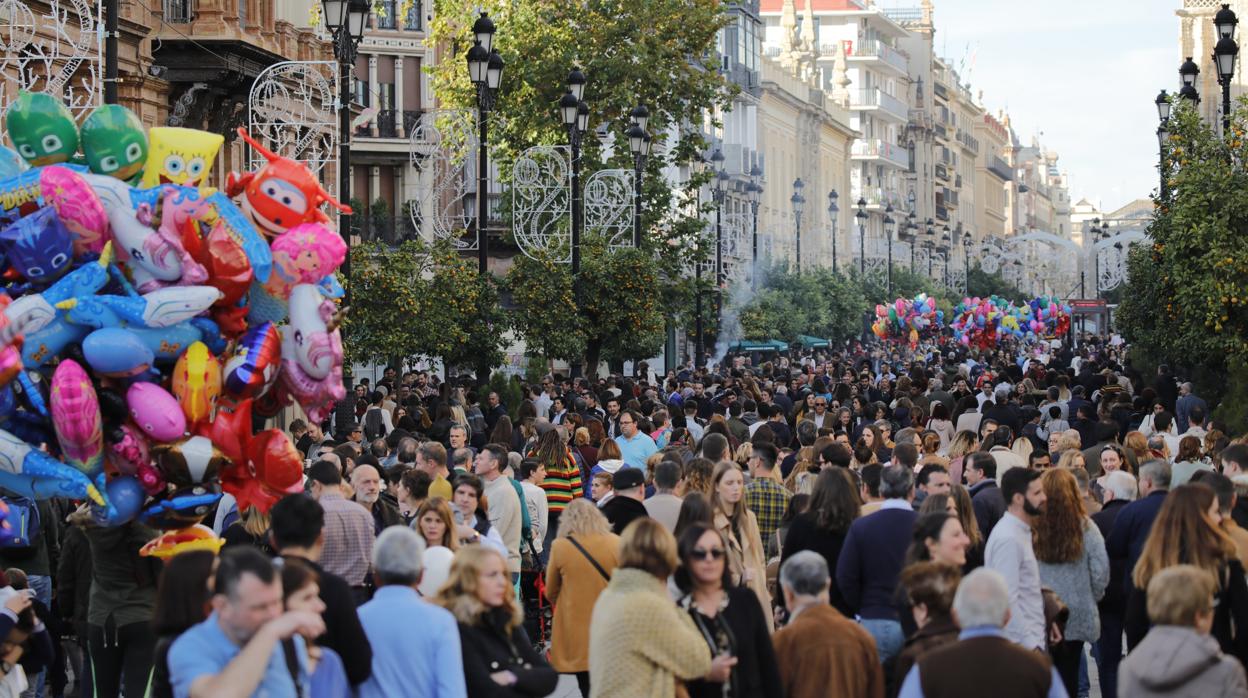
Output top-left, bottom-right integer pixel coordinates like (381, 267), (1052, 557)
(140, 128), (224, 189)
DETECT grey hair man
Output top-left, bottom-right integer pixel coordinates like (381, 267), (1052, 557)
(774, 551), (884, 697)
(896, 568), (1066, 697)
(356, 527), (466, 697)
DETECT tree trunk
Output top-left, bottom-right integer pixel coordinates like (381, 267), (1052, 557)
(474, 355), (494, 390)
(584, 337), (603, 381)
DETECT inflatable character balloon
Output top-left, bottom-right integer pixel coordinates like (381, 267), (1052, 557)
(80, 105), (148, 183)
(140, 128), (224, 189)
(227, 128), (351, 236)
(4, 92), (79, 167)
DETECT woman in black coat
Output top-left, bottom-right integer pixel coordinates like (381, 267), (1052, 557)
(675, 524), (782, 698)
(434, 546), (557, 697)
(779, 468), (860, 617)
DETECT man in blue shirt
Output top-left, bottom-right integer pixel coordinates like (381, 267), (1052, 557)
(613, 409), (657, 469)
(357, 526), (466, 698)
(168, 548), (324, 698)
(897, 568), (1068, 698)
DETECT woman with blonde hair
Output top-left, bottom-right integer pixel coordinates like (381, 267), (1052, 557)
(1126, 483), (1248, 666)
(1034, 468), (1109, 696)
(945, 430), (979, 484)
(1123, 431), (1150, 472)
(710, 461), (772, 629)
(545, 499), (619, 695)
(436, 545), (558, 696)
(733, 442), (754, 470)
(1056, 448), (1086, 472)
(413, 497), (458, 551)
(588, 518), (730, 698)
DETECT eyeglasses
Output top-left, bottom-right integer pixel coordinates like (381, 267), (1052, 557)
(619, 420), (634, 426)
(690, 547), (726, 561)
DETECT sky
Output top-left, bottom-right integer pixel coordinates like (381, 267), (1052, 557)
(881, 0), (1179, 212)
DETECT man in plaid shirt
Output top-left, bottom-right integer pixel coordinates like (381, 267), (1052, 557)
(744, 442), (791, 545)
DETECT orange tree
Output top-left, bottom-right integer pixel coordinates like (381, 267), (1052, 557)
(344, 240), (508, 379)
(1116, 97), (1248, 431)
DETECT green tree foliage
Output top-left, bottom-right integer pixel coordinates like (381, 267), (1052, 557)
(343, 240), (509, 376)
(738, 264), (868, 343)
(1117, 98), (1248, 432)
(506, 252), (584, 363)
(579, 243), (666, 370)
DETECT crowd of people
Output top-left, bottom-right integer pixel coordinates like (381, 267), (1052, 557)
(7, 335), (1248, 697)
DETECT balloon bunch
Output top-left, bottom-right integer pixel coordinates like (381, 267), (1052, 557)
(0, 92), (352, 551)
(871, 294), (945, 347)
(950, 295), (1013, 348)
(1021, 296), (1072, 339)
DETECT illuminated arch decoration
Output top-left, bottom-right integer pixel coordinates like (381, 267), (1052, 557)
(0, 0), (102, 119)
(248, 61), (339, 199)
(511, 144), (572, 262)
(408, 109), (477, 248)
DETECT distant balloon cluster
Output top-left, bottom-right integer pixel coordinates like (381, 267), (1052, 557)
(872, 294), (944, 347)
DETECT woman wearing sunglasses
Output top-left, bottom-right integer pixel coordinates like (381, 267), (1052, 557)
(674, 524), (782, 698)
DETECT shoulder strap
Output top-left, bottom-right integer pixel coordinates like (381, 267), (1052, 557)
(281, 637), (306, 698)
(567, 535), (610, 582)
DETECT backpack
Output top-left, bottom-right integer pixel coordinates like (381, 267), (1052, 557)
(363, 407), (385, 442)
(0, 496), (40, 555)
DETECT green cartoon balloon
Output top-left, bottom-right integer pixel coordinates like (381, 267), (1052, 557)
(4, 92), (79, 167)
(81, 104), (148, 182)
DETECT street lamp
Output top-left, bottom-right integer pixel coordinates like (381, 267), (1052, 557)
(791, 178), (806, 271)
(1214, 6), (1239, 135)
(883, 204), (895, 297)
(1179, 57), (1202, 104)
(559, 69), (589, 275)
(748, 164), (763, 285)
(626, 108), (651, 249)
(963, 234), (973, 296)
(924, 224), (936, 277)
(321, 0), (369, 300)
(712, 160), (728, 360)
(855, 198), (868, 274)
(827, 189), (839, 271)
(940, 230), (951, 288)
(466, 13), (503, 273)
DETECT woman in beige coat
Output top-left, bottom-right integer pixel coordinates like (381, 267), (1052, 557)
(588, 519), (734, 698)
(545, 499), (619, 695)
(710, 461), (774, 631)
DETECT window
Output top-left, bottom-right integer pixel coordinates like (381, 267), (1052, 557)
(404, 0), (421, 30)
(355, 80), (370, 108)
(377, 0), (396, 29)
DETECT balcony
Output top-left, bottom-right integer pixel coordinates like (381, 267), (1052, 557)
(858, 185), (906, 210)
(356, 110), (424, 139)
(934, 163), (949, 181)
(936, 205), (949, 221)
(851, 138), (910, 169)
(956, 129), (980, 154)
(934, 123), (947, 139)
(945, 189), (959, 208)
(933, 81), (948, 100)
(851, 88), (908, 123)
(987, 155), (1012, 181)
(847, 39), (908, 75)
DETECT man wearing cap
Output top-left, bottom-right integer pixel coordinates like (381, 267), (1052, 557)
(599, 468), (650, 536)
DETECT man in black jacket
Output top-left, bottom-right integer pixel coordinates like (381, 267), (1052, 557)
(600, 468), (650, 535)
(270, 493), (374, 687)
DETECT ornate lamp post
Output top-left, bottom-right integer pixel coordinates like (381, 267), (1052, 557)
(1156, 90), (1171, 197)
(711, 150), (728, 341)
(466, 13), (503, 273)
(963, 234), (973, 296)
(626, 105), (650, 248)
(559, 69), (589, 275)
(1179, 56), (1201, 104)
(791, 178), (806, 271)
(884, 204), (895, 297)
(855, 198), (867, 274)
(940, 229), (952, 288)
(747, 165), (763, 286)
(321, 0), (368, 303)
(827, 189), (839, 271)
(1215, 5), (1240, 135)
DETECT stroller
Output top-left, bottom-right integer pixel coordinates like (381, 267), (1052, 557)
(519, 534), (553, 655)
